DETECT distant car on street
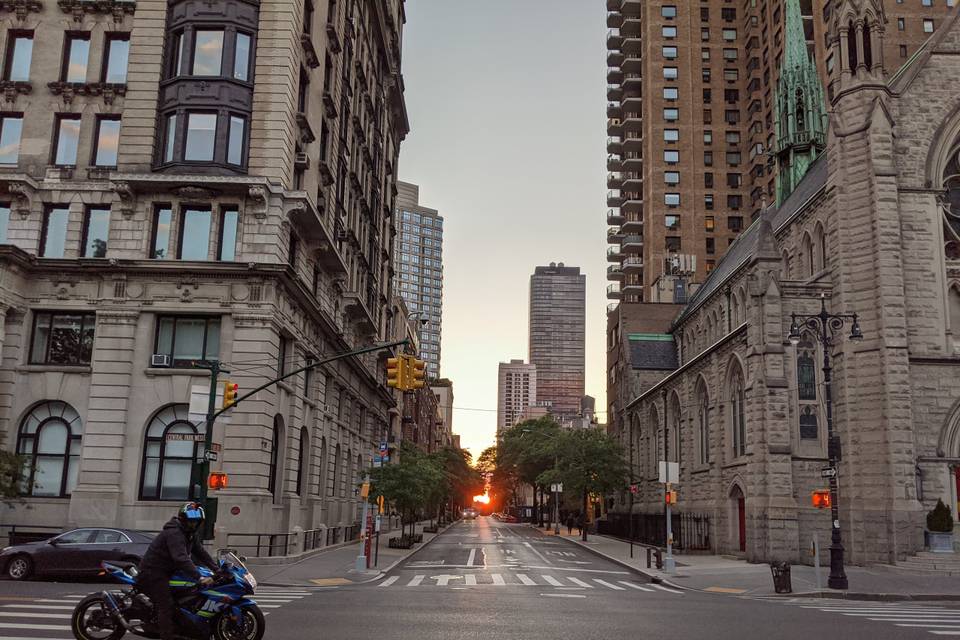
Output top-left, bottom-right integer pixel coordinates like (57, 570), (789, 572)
(1, 527), (154, 580)
(500, 514), (519, 523)
(463, 508), (478, 520)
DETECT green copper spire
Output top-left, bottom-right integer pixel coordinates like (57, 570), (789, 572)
(774, 0), (827, 205)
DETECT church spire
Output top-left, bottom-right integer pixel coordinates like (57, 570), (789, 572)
(774, 0), (828, 205)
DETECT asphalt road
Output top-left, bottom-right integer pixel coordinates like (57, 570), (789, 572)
(3, 517), (960, 640)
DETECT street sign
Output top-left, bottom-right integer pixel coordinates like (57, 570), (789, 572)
(550, 483), (563, 493)
(166, 433), (205, 442)
(204, 450), (219, 462)
(210, 442), (222, 453)
(375, 515), (382, 533)
(658, 461), (680, 484)
(820, 467), (837, 478)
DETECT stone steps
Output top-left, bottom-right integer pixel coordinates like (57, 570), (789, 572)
(887, 551), (960, 575)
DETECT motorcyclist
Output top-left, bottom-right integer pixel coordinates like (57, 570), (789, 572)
(136, 502), (218, 640)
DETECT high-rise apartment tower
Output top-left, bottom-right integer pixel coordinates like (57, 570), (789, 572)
(529, 263), (586, 421)
(605, 0), (955, 302)
(395, 181), (444, 378)
(497, 360), (537, 433)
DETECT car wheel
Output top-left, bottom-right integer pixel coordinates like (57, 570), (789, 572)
(6, 555), (32, 580)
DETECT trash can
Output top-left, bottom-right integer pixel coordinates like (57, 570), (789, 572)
(770, 561), (792, 594)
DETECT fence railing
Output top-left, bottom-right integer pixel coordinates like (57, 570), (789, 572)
(597, 512), (712, 551)
(303, 528), (323, 552)
(225, 532), (296, 558)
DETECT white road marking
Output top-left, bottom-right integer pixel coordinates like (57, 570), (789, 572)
(516, 573), (537, 586)
(464, 574), (477, 586)
(594, 579), (625, 591)
(0, 622), (70, 631)
(524, 565), (630, 574)
(650, 583), (684, 594)
(0, 612), (70, 619)
(467, 548), (477, 566)
(524, 541), (553, 565)
(931, 632), (960, 636)
(1, 604), (75, 610)
(433, 575), (460, 586)
(491, 573), (506, 585)
(568, 577), (594, 588)
(898, 624), (960, 628)
(541, 593), (586, 599)
(542, 575), (563, 587)
(619, 581), (654, 591)
(407, 575), (425, 586)
(379, 576), (399, 587)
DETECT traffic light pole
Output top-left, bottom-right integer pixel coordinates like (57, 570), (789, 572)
(192, 339), (409, 538)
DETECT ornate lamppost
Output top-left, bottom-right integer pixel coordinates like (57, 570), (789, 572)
(788, 294), (863, 590)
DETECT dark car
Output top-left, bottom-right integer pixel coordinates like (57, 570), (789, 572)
(1, 528), (154, 581)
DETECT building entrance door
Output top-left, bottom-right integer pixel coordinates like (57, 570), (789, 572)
(737, 497), (746, 552)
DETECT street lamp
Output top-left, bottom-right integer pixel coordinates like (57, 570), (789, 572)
(787, 294), (863, 591)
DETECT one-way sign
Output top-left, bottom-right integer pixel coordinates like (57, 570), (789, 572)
(820, 467), (837, 478)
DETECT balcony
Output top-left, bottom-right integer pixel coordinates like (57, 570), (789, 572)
(606, 284), (622, 300)
(607, 171), (622, 188)
(621, 216), (643, 233)
(607, 101), (621, 118)
(621, 16), (642, 38)
(606, 83), (622, 101)
(606, 10), (623, 28)
(622, 133), (643, 153)
(607, 265), (625, 281)
(607, 245), (623, 262)
(606, 28), (622, 51)
(606, 189), (623, 207)
(607, 154), (622, 171)
(622, 194), (643, 216)
(607, 67), (624, 84)
(622, 234), (643, 252)
(622, 257), (644, 273)
(607, 118), (623, 136)
(607, 226), (624, 243)
(607, 50), (624, 68)
(607, 302), (620, 314)
(622, 35), (643, 55)
(606, 136), (622, 153)
(622, 151), (643, 172)
(606, 0), (620, 10)
(622, 72), (642, 94)
(621, 111), (642, 133)
(621, 280), (644, 296)
(607, 208), (625, 225)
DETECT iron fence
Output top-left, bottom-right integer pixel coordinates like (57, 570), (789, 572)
(226, 532), (296, 558)
(303, 528), (323, 552)
(597, 512), (711, 551)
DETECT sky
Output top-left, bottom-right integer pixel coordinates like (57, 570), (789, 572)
(397, 1), (609, 459)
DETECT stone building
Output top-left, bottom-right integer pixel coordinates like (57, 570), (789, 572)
(612, 2), (960, 565)
(0, 0), (409, 548)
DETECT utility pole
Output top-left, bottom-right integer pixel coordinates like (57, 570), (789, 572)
(194, 360), (229, 539)
(663, 389), (675, 573)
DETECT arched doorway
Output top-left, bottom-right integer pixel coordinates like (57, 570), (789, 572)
(729, 484), (746, 553)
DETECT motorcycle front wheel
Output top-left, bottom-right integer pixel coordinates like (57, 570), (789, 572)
(71, 595), (125, 640)
(214, 605), (265, 640)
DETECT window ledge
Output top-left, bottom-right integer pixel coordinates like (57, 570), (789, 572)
(144, 367), (210, 377)
(278, 380), (294, 394)
(304, 398), (318, 409)
(722, 459), (750, 470)
(691, 464), (713, 474)
(17, 364), (92, 374)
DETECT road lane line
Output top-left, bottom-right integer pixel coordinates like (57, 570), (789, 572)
(524, 541), (552, 565)
(407, 575), (425, 586)
(619, 581), (654, 591)
(568, 577), (594, 588)
(464, 574), (477, 586)
(650, 583), (684, 594)
(541, 594), (586, 599)
(931, 632), (960, 636)
(1, 604), (75, 610)
(0, 612), (70, 619)
(0, 622), (71, 631)
(467, 548), (476, 566)
(594, 579), (625, 591)
(379, 576), (399, 587)
(516, 573), (537, 586)
(898, 624), (960, 628)
(491, 573), (506, 585)
(542, 575), (563, 587)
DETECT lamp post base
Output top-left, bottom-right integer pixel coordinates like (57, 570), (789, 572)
(828, 542), (848, 590)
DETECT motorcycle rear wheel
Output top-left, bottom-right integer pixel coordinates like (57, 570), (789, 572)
(213, 605), (265, 640)
(71, 595), (125, 640)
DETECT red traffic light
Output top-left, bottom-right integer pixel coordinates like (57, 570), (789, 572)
(208, 471), (229, 490)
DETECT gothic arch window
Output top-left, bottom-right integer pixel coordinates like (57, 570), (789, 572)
(140, 404), (202, 501)
(696, 381), (710, 464)
(782, 250), (791, 279)
(269, 415), (284, 496)
(847, 21), (858, 70)
(728, 363), (747, 458)
(862, 23), (873, 70)
(795, 334), (821, 441)
(813, 222), (827, 272)
(795, 87), (806, 131)
(668, 392), (681, 466)
(17, 401), (83, 497)
(800, 406), (819, 440)
(942, 141), (960, 260)
(649, 405), (660, 474)
(802, 232), (814, 277)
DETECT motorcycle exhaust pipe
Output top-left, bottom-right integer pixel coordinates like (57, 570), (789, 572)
(99, 591), (136, 632)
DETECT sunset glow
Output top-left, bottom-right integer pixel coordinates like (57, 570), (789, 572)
(473, 493), (491, 504)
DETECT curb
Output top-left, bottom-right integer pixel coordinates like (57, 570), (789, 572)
(547, 531), (688, 591)
(778, 590), (960, 602)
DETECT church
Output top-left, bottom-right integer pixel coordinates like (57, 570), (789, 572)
(613, 1), (960, 565)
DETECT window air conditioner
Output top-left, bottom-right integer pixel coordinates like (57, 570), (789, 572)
(151, 354), (171, 367)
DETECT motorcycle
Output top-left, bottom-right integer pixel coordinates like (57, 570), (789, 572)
(71, 550), (264, 640)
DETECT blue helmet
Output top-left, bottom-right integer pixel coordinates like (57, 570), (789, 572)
(177, 502), (206, 533)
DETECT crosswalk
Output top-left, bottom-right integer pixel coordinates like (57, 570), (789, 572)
(378, 572), (684, 593)
(0, 586), (312, 639)
(776, 598), (960, 636)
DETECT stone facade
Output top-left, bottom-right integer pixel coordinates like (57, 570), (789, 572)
(0, 0), (410, 549)
(613, 3), (960, 566)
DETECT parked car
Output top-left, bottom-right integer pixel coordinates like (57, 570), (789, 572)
(500, 514), (519, 523)
(1, 528), (154, 581)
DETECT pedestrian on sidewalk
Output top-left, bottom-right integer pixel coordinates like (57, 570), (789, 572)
(575, 513), (584, 536)
(566, 514), (575, 535)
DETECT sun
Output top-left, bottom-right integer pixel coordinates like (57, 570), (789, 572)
(473, 493), (490, 504)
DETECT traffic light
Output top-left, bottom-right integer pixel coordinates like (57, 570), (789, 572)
(208, 471), (229, 490)
(811, 490), (831, 509)
(386, 357), (405, 389)
(223, 381), (239, 409)
(665, 489), (678, 505)
(408, 356), (427, 389)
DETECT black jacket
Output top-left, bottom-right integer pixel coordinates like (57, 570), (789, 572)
(138, 517), (217, 581)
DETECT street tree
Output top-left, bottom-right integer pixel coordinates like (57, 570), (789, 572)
(498, 418), (562, 523)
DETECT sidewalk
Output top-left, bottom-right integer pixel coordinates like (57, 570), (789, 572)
(246, 521), (445, 587)
(540, 527), (960, 601)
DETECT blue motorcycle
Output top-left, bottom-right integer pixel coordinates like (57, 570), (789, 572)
(71, 551), (264, 640)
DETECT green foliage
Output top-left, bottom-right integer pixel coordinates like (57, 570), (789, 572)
(552, 428), (627, 498)
(927, 499), (955, 533)
(0, 431), (25, 502)
(498, 418), (562, 486)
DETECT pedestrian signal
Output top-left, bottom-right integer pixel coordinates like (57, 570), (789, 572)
(665, 489), (678, 505)
(811, 490), (831, 509)
(208, 472), (228, 490)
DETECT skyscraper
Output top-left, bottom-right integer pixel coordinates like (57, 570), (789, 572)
(529, 263), (586, 421)
(497, 360), (537, 433)
(395, 181), (444, 379)
(605, 0), (955, 302)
